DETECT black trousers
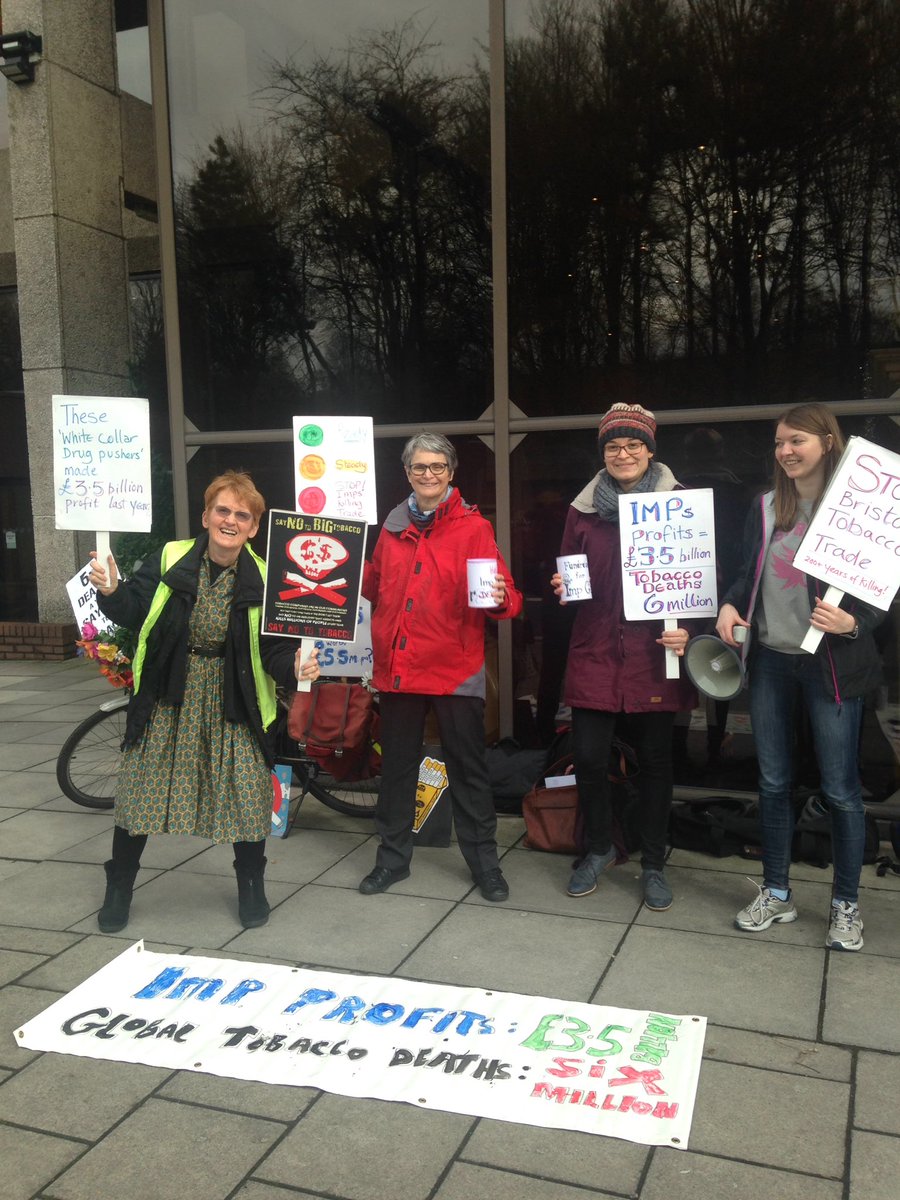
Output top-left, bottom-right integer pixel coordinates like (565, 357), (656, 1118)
(374, 692), (500, 877)
(571, 708), (675, 872)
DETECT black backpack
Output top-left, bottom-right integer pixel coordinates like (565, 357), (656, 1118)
(791, 795), (880, 868)
(668, 798), (762, 859)
(668, 794), (880, 866)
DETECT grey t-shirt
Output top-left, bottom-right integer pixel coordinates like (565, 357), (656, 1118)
(757, 499), (814, 654)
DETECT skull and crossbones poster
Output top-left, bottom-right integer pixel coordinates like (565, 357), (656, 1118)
(262, 510), (368, 641)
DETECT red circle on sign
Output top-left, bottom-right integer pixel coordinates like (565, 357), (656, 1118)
(298, 486), (326, 514)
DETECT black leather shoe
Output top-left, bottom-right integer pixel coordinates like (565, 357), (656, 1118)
(359, 865), (411, 895)
(475, 868), (509, 902)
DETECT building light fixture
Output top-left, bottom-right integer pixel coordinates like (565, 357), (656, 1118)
(0, 30), (43, 84)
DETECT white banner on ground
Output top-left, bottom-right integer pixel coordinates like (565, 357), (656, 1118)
(16, 942), (706, 1149)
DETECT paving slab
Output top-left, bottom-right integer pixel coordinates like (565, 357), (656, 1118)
(1, 655), (896, 1200)
(462, 1113), (649, 1193)
(0, 1053), (170, 1140)
(0, 926), (82, 955)
(0, 721), (74, 744)
(0, 743), (61, 771)
(0, 947), (49, 987)
(18, 933), (184, 993)
(0, 857), (35, 885)
(68, 869), (301, 949)
(642, 1148), (843, 1199)
(465, 846), (646, 920)
(702, 1024), (851, 1081)
(0, 809), (110, 860)
(0, 984), (67, 1069)
(855, 1052), (900, 1135)
(229, 882), (455, 973)
(596, 926), (825, 1039)
(255, 1092), (472, 1200)
(400, 905), (627, 999)
(433, 1161), (621, 1199)
(636, 865), (838, 947)
(0, 861), (160, 931)
(823, 954), (900, 1052)
(0, 1123), (86, 1200)
(233, 1185), (325, 1200)
(53, 829), (209, 869)
(189, 828), (371, 884)
(840, 885), (900, 958)
(849, 1130), (900, 1200)
(0, 771), (66, 808)
(315, 839), (483, 901)
(688, 1059), (849, 1176)
(48, 1098), (286, 1200)
(157, 1071), (317, 1122)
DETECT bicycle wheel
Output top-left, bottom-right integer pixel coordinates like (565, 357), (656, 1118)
(57, 704), (128, 809)
(308, 772), (379, 819)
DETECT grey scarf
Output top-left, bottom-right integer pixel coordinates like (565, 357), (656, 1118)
(590, 460), (674, 522)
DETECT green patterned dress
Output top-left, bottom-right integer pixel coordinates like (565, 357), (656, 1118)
(115, 557), (272, 843)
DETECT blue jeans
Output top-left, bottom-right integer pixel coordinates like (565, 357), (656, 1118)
(748, 645), (865, 903)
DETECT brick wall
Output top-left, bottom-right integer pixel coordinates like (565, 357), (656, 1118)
(0, 622), (79, 661)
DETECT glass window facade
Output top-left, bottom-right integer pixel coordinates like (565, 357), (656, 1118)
(155, 0), (899, 796)
(165, 1), (493, 434)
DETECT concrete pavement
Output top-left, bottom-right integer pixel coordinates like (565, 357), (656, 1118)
(0, 657), (898, 1200)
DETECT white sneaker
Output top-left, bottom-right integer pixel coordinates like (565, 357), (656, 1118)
(825, 900), (864, 951)
(734, 880), (798, 931)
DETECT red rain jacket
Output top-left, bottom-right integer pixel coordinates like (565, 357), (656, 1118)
(363, 489), (521, 697)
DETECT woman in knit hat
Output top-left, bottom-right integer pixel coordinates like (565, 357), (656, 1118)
(551, 403), (697, 911)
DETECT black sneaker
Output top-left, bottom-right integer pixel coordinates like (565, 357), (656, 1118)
(358, 865), (410, 895)
(475, 868), (509, 902)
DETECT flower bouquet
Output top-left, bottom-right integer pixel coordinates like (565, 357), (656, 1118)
(77, 621), (137, 690)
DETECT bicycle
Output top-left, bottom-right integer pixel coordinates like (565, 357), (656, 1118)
(56, 690), (379, 823)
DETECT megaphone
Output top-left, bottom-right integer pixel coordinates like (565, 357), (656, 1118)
(684, 634), (746, 701)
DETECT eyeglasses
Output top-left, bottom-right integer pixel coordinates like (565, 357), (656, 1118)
(408, 462), (449, 477)
(604, 441), (646, 458)
(212, 505), (254, 522)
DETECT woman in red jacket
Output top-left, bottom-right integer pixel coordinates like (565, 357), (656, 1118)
(359, 433), (522, 900)
(552, 405), (696, 911)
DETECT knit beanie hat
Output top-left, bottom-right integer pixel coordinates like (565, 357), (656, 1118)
(597, 403), (657, 453)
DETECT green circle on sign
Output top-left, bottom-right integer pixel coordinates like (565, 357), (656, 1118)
(299, 424), (324, 446)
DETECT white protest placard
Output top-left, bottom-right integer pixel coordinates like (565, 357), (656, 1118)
(794, 435), (900, 612)
(315, 598), (374, 678)
(52, 396), (152, 533)
(17, 941), (707, 1149)
(618, 489), (717, 678)
(65, 562), (116, 636)
(293, 416), (377, 524)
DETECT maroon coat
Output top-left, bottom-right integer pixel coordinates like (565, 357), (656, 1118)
(560, 472), (697, 713)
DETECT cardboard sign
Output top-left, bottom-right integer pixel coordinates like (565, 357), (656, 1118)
(52, 396), (152, 532)
(414, 755), (450, 832)
(292, 416), (377, 524)
(315, 599), (374, 678)
(65, 562), (116, 635)
(794, 435), (900, 612)
(270, 764), (293, 838)
(262, 510), (367, 641)
(618, 489), (717, 621)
